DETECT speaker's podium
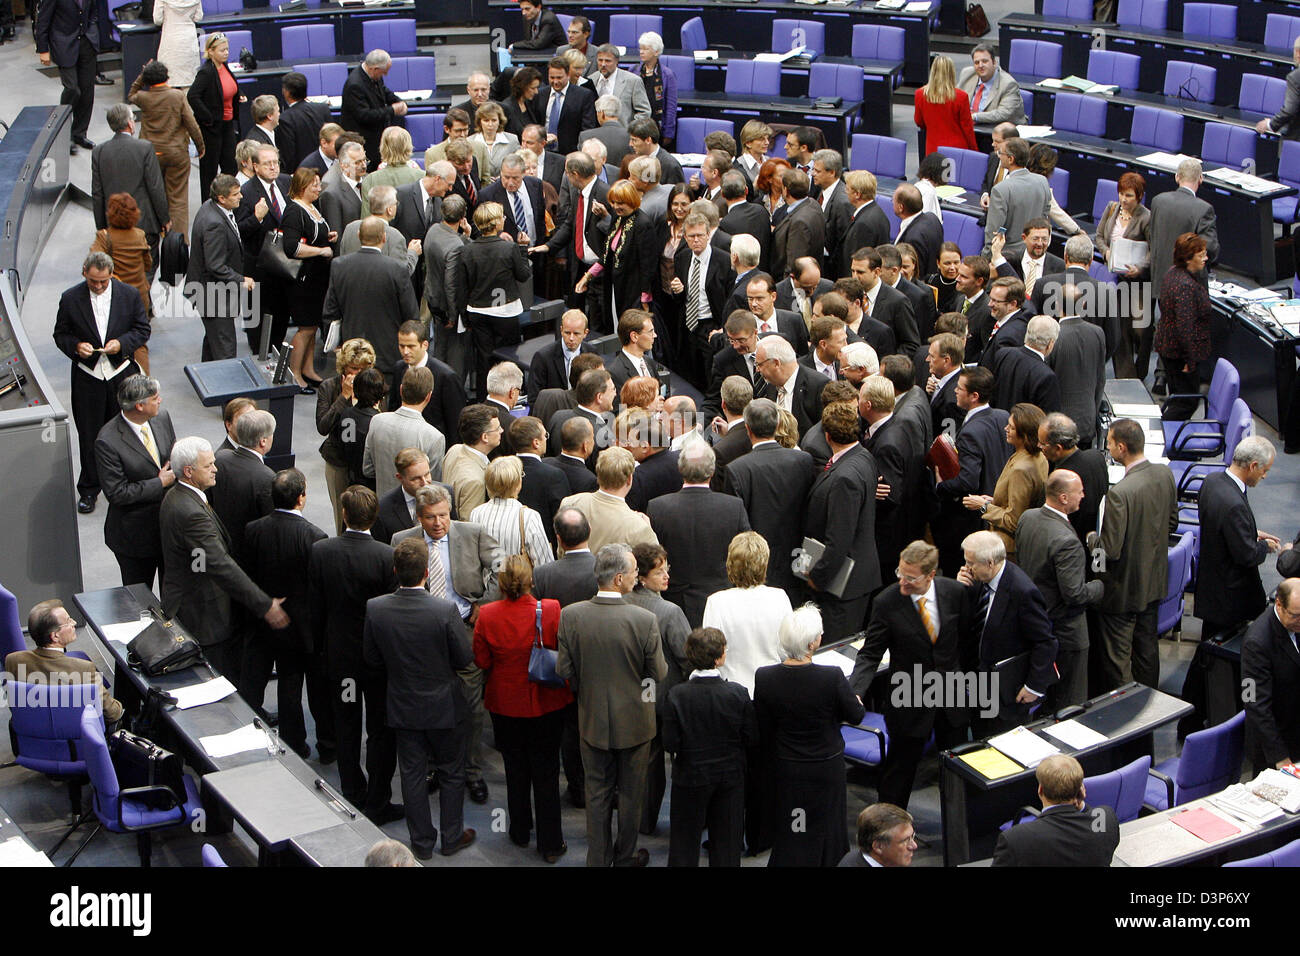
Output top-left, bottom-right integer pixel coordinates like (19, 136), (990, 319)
(184, 355), (300, 470)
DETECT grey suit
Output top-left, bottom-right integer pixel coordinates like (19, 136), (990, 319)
(1148, 185), (1219, 298)
(318, 174), (363, 240)
(983, 168), (1052, 255)
(92, 132), (169, 237)
(339, 220), (418, 274)
(589, 68), (651, 126)
(1265, 66), (1300, 139)
(578, 118), (633, 168)
(957, 65), (1027, 125)
(1049, 317), (1107, 446)
(94, 410), (177, 586)
(363, 407), (446, 497)
(185, 198), (247, 360)
(557, 594), (667, 866)
(322, 248), (419, 373)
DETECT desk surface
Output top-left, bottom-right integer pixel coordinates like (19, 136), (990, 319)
(1114, 794), (1300, 866)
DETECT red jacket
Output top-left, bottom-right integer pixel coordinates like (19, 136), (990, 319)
(914, 88), (977, 155)
(473, 595), (573, 718)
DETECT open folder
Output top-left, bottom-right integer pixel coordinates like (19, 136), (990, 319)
(794, 537), (854, 598)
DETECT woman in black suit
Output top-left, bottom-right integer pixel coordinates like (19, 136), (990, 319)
(754, 605), (865, 867)
(187, 33), (244, 205)
(575, 179), (658, 329)
(501, 66), (543, 140)
(280, 167), (337, 391)
(458, 201), (532, 398)
(336, 369), (386, 488)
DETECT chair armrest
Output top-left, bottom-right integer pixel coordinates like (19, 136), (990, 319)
(1011, 805), (1041, 825)
(1147, 768), (1175, 810)
(117, 784), (181, 830)
(66, 650), (91, 661)
(1160, 392), (1208, 417)
(845, 721), (887, 754)
(1177, 462), (1225, 499)
(1165, 418), (1226, 458)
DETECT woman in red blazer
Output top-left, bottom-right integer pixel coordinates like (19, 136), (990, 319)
(914, 55), (977, 155)
(473, 554), (572, 863)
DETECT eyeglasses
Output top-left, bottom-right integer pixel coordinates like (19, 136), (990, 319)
(58, 619), (79, 633)
(895, 569), (932, 586)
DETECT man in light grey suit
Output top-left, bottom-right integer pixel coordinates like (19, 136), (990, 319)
(424, 194), (471, 378)
(589, 45), (651, 126)
(578, 96), (632, 169)
(339, 184), (420, 275)
(92, 103), (169, 266)
(1016, 471), (1104, 708)
(363, 366), (446, 495)
(957, 43), (1027, 126)
(630, 154), (673, 226)
(1046, 235), (1108, 448)
(557, 543), (667, 866)
(322, 217), (420, 375)
(318, 141), (366, 242)
(186, 175), (253, 362)
(1148, 157), (1219, 298)
(393, 484), (502, 804)
(1257, 36), (1300, 139)
(983, 137), (1051, 255)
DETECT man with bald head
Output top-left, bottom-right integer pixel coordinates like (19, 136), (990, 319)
(340, 185), (421, 273)
(892, 183), (943, 277)
(453, 72), (492, 128)
(323, 215), (420, 374)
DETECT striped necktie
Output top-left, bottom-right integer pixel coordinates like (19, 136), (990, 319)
(917, 596), (936, 643)
(427, 538), (449, 599)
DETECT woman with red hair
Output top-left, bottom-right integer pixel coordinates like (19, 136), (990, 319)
(1154, 232), (1212, 419)
(91, 193), (153, 372)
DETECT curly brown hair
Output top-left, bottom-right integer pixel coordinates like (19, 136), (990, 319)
(106, 193), (141, 230)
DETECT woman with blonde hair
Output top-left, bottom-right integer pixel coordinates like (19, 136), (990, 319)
(188, 32), (244, 201)
(702, 532), (794, 694)
(360, 127), (422, 214)
(914, 54), (976, 154)
(91, 193), (153, 372)
(469, 455), (555, 568)
(316, 338), (377, 532)
(470, 101), (520, 181)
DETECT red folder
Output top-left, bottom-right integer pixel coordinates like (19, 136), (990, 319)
(925, 433), (959, 482)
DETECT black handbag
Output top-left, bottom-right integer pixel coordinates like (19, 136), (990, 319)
(239, 47), (258, 71)
(127, 619), (202, 676)
(257, 229), (302, 281)
(109, 729), (186, 809)
(527, 602), (564, 687)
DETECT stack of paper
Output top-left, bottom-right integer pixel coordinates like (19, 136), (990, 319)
(988, 726), (1060, 768)
(1136, 151), (1196, 171)
(100, 619), (150, 645)
(904, 0), (932, 9)
(1040, 719), (1107, 749)
(874, 0), (905, 7)
(199, 723), (273, 759)
(1110, 403), (1163, 418)
(1204, 166), (1284, 195)
(397, 89), (433, 102)
(957, 747), (1023, 779)
(935, 184), (966, 199)
(1015, 125), (1056, 139)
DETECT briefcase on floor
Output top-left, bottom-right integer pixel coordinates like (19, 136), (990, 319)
(109, 730), (186, 809)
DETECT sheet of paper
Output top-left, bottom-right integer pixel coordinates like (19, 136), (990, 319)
(1110, 403), (1163, 417)
(0, 838), (53, 867)
(692, 50), (718, 61)
(935, 184), (966, 199)
(1110, 238), (1149, 273)
(1040, 718), (1107, 749)
(1115, 819), (1207, 866)
(958, 747), (1023, 780)
(171, 676), (237, 710)
(904, 0), (932, 10)
(1239, 286), (1288, 302)
(988, 726), (1061, 768)
(100, 619), (150, 645)
(1169, 805), (1241, 843)
(1039, 77), (1065, 88)
(1015, 125), (1055, 138)
(1136, 151), (1195, 171)
(200, 723), (272, 759)
(874, 0), (905, 7)
(397, 89), (433, 101)
(814, 650), (855, 677)
(1107, 464), (1126, 484)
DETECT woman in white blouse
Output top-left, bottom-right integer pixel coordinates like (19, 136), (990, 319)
(702, 531), (793, 695)
(470, 102), (520, 182)
(469, 456), (554, 569)
(915, 151), (946, 223)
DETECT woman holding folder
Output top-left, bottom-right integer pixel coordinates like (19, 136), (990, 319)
(1095, 171), (1152, 379)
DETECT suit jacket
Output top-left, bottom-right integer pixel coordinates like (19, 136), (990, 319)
(771, 198), (827, 281)
(974, 558), (1057, 700)
(426, 138), (490, 187)
(866, 413), (926, 572)
(869, 281), (920, 354)
(94, 411), (177, 560)
(1032, 266), (1119, 358)
(513, 7), (565, 49)
(841, 200), (891, 276)
(1265, 65), (1300, 138)
(818, 179), (855, 278)
(371, 486), (416, 546)
(1097, 459), (1179, 612)
(1015, 506), (1104, 649)
(5, 648), (122, 724)
(363, 407), (446, 497)
(323, 249), (419, 373)
(650, 145), (684, 186)
(388, 356), (467, 439)
(318, 174), (363, 239)
(128, 75), (204, 157)
(990, 345), (1061, 413)
(442, 443), (491, 518)
(627, 448), (682, 513)
(454, 236), (532, 315)
(662, 675), (757, 786)
(92, 134), (168, 235)
(1049, 317), (1107, 445)
(936, 406), (1012, 500)
(340, 64), (402, 167)
(52, 278), (151, 379)
(962, 293), (993, 362)
(533, 549), (597, 607)
(804, 443), (882, 600)
(854, 315), (896, 359)
(548, 176), (611, 280)
(1094, 201), (1152, 279)
(539, 82), (598, 155)
(528, 339), (595, 403)
(798, 421), (833, 471)
(992, 803), (1119, 867)
(35, 0), (98, 66)
(556, 489), (658, 554)
(726, 441), (815, 594)
(479, 177), (547, 245)
(308, 529), (397, 675)
(246, 125), (276, 149)
(551, 452), (599, 494)
(957, 65), (1027, 125)
(850, 578), (974, 735)
(1195, 471), (1268, 627)
(929, 371), (964, 440)
(244, 510), (328, 652)
(710, 420), (752, 493)
(556, 595), (667, 749)
(701, 346), (764, 424)
(754, 309), (809, 358)
(590, 68), (651, 126)
(517, 454), (570, 528)
(392, 520), (502, 604)
(895, 212), (943, 277)
(392, 180), (439, 246)
(978, 311), (1030, 368)
(1051, 448), (1108, 544)
(892, 277), (936, 347)
(647, 487), (751, 627)
(546, 406), (610, 467)
(187, 59), (238, 134)
(996, 245), (1065, 290)
(606, 349), (659, 407)
(1242, 606), (1300, 767)
(364, 589), (472, 729)
(423, 221), (469, 320)
(160, 484), (272, 647)
(338, 220), (417, 273)
(774, 277), (832, 314)
(209, 445), (274, 563)
(1149, 186), (1219, 298)
(578, 119), (633, 169)
(673, 244), (734, 336)
(185, 199), (246, 318)
(235, 172), (294, 276)
(721, 201), (773, 272)
(778, 364), (832, 438)
(894, 385), (934, 454)
(983, 169), (1052, 255)
(277, 99), (330, 172)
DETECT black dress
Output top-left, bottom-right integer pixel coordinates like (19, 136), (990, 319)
(599, 209), (658, 324)
(337, 405), (379, 487)
(280, 200), (332, 329)
(753, 661), (866, 867)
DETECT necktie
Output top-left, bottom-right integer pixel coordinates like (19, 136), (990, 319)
(962, 298), (971, 314)
(548, 91), (563, 134)
(638, 358), (649, 378)
(777, 385), (787, 408)
(574, 192), (586, 259)
(140, 423), (160, 467)
(425, 195), (435, 227)
(864, 292), (872, 316)
(799, 294), (812, 329)
(686, 256), (702, 331)
(463, 175), (476, 206)
(427, 539), (449, 599)
(976, 583), (992, 639)
(564, 351), (573, 381)
(1025, 258), (1039, 297)
(972, 82), (984, 113)
(823, 458), (832, 472)
(511, 189), (527, 235)
(267, 183), (282, 220)
(917, 596), (937, 643)
(760, 321), (771, 334)
(746, 353), (756, 381)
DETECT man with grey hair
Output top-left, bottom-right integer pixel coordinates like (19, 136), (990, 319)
(1046, 259), (1108, 450)
(648, 441), (751, 627)
(990, 314), (1061, 412)
(483, 361), (524, 458)
(94, 374), (177, 588)
(592, 43), (651, 125)
(394, 159), (455, 253)
(712, 374), (755, 492)
(957, 529), (1057, 732)
(755, 333), (828, 437)
(580, 136), (616, 184)
(557, 542), (667, 865)
(319, 141), (367, 240)
(340, 184), (421, 273)
(533, 150), (611, 327)
(210, 408), (276, 564)
(1149, 156), (1219, 298)
(342, 49), (407, 168)
(479, 152), (545, 250)
(839, 341), (880, 386)
(726, 229), (766, 315)
(579, 93), (632, 167)
(92, 103), (169, 271)
(691, 150), (731, 215)
(425, 193), (471, 373)
(628, 155), (673, 224)
(811, 148), (851, 279)
(161, 435), (289, 682)
(1032, 231), (1118, 361)
(1038, 411), (1108, 542)
(54, 251), (151, 514)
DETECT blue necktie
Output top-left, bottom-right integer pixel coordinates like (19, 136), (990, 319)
(511, 189), (527, 236)
(976, 583), (992, 640)
(548, 92), (563, 135)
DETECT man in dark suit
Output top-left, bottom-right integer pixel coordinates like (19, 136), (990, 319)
(647, 443), (751, 628)
(246, 96), (279, 149)
(771, 169), (826, 281)
(36, 0), (99, 151)
(990, 316), (1062, 413)
(607, 309), (659, 404)
(1033, 234), (1120, 359)
(160, 437), (288, 682)
(94, 374), (176, 588)
(1040, 413), (1109, 543)
(851, 540), (974, 808)
(803, 402), (882, 640)
(842, 170), (891, 277)
(992, 755), (1119, 866)
(624, 416), (681, 514)
(800, 313), (847, 381)
(453, 72), (492, 130)
(92, 104), (169, 266)
(848, 246), (919, 354)
(710, 375), (754, 493)
(536, 151), (610, 326)
(547, 368), (615, 467)
(720, 173), (772, 274)
(510, 0), (565, 51)
(878, 244), (936, 346)
(235, 143), (293, 354)
(979, 122), (1017, 206)
(860, 376), (925, 580)
(628, 116), (683, 186)
(1051, 309), (1108, 450)
(881, 353), (933, 458)
(309, 486), (401, 821)
(672, 212), (736, 387)
(977, 277), (1031, 368)
(276, 72), (330, 172)
(744, 271), (808, 357)
(892, 185), (943, 277)
(557, 543), (667, 866)
(187, 175), (251, 363)
(297, 122), (340, 178)
(925, 332), (966, 444)
(552, 417), (600, 494)
(754, 334), (829, 438)
(529, 309), (595, 404)
(423, 188), (471, 377)
(511, 416), (570, 527)
(956, 255), (993, 361)
(726, 398), (815, 603)
(1242, 581), (1300, 773)
(539, 58), (598, 155)
(701, 311), (767, 424)
(52, 252), (151, 513)
(318, 142), (366, 241)
(394, 168), (452, 249)
(1148, 158), (1219, 299)
(242, 468), (331, 761)
(838, 804), (917, 867)
(208, 409), (275, 564)
(340, 52), (408, 170)
(364, 536), (477, 859)
(479, 154), (547, 247)
(323, 218), (420, 375)
(390, 320), (466, 439)
(812, 149), (853, 279)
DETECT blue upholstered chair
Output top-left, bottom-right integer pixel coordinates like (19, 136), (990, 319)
(1239, 74), (1287, 120)
(935, 146), (986, 192)
(725, 60), (781, 96)
(661, 55), (695, 93)
(676, 118), (735, 155)
(1224, 837), (1300, 867)
(943, 212), (986, 257)
(771, 19), (826, 56)
(222, 29), (253, 58)
(1052, 91), (1108, 137)
(280, 24), (334, 60)
(1274, 140), (1300, 229)
(850, 24), (905, 61)
(362, 18), (416, 55)
(1157, 532), (1196, 637)
(1118, 0), (1167, 30)
(1161, 358), (1240, 459)
(1144, 710), (1245, 811)
(850, 134), (907, 179)
(295, 62), (349, 98)
(1087, 49), (1140, 89)
(1181, 3), (1236, 39)
(1089, 178), (1118, 221)
(1200, 122), (1256, 171)
(1128, 105), (1184, 152)
(809, 63), (866, 101)
(202, 843), (229, 867)
(841, 714), (890, 768)
(405, 113), (444, 153)
(1265, 14), (1300, 52)
(1043, 0), (1094, 17)
(1163, 60), (1216, 104)
(608, 14), (661, 48)
(1009, 39), (1063, 82)
(1004, 755), (1153, 829)
(387, 56), (436, 94)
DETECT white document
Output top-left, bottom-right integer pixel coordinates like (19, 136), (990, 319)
(200, 723), (273, 759)
(397, 89), (433, 102)
(904, 0), (932, 10)
(0, 838), (53, 867)
(1109, 237), (1149, 273)
(1136, 151), (1194, 171)
(1039, 77), (1065, 88)
(100, 619), (150, 645)
(1015, 125), (1056, 139)
(1249, 768), (1300, 812)
(1040, 719), (1107, 749)
(674, 152), (708, 167)
(988, 726), (1061, 768)
(171, 676), (237, 710)
(1110, 403), (1163, 418)
(692, 50), (718, 61)
(814, 649), (855, 677)
(874, 0), (904, 7)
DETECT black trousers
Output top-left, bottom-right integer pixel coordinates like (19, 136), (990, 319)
(878, 715), (969, 811)
(202, 636), (243, 687)
(114, 552), (162, 591)
(71, 365), (133, 497)
(198, 120), (238, 210)
(491, 709), (564, 854)
(641, 723), (665, 834)
(668, 778), (745, 867)
(58, 37), (98, 140)
(467, 310), (522, 400)
(1160, 360), (1202, 421)
(240, 638), (334, 756)
(332, 668), (397, 816)
(200, 316), (237, 362)
(396, 720), (467, 857)
(811, 589), (870, 643)
(246, 277), (289, 356)
(560, 700), (584, 800)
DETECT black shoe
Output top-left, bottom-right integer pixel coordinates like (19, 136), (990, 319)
(426, 771), (439, 793)
(69, 143), (78, 155)
(77, 494), (96, 514)
(366, 802), (405, 825)
(630, 847), (650, 867)
(1286, 443), (1300, 455)
(540, 843), (567, 864)
(291, 741), (310, 760)
(297, 384), (316, 395)
(412, 843), (435, 861)
(441, 829), (476, 856)
(467, 778), (489, 804)
(94, 72), (113, 86)
(509, 833), (530, 848)
(316, 745), (337, 765)
(72, 135), (94, 149)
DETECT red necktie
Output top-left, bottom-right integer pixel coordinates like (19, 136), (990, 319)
(574, 194), (585, 260)
(972, 83), (984, 113)
(464, 175), (476, 206)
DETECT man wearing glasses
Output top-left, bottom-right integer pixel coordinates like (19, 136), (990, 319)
(7, 601), (123, 727)
(849, 540), (974, 810)
(236, 145), (293, 354)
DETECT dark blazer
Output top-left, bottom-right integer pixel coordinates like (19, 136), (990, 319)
(929, 371), (964, 440)
(841, 200), (890, 276)
(804, 443), (882, 600)
(701, 346), (764, 424)
(52, 279), (151, 380)
(533, 550), (598, 607)
(977, 311), (1030, 368)
(547, 177), (610, 284)
(759, 309), (810, 358)
(672, 244), (734, 336)
(1015, 505), (1104, 632)
(895, 212), (943, 276)
(1149, 186), (1219, 298)
(651, 145), (685, 185)
(318, 174), (363, 241)
(798, 421), (833, 471)
(962, 294), (993, 363)
(479, 177), (547, 244)
(627, 448), (683, 513)
(1032, 265), (1119, 350)
(1050, 317), (1107, 446)
(662, 675), (758, 787)
(607, 349), (659, 404)
(819, 180), (855, 278)
(771, 198), (827, 280)
(159, 485), (272, 647)
(851, 578), (974, 735)
(388, 356), (467, 439)
(310, 530), (398, 677)
(578, 119), (633, 168)
(1051, 448), (1108, 544)
(340, 64), (402, 168)
(973, 559), (1058, 702)
(781, 364), (832, 437)
(992, 803), (1119, 867)
(323, 249), (419, 373)
(936, 406), (1012, 500)
(187, 59), (240, 134)
(710, 421), (752, 493)
(393, 180), (440, 245)
(423, 221), (469, 320)
(94, 411), (177, 560)
(455, 236), (532, 315)
(528, 339), (596, 404)
(551, 452), (599, 494)
(519, 454), (570, 527)
(995, 246), (1065, 286)
(236, 172), (293, 274)
(208, 445), (274, 563)
(865, 413), (925, 573)
(893, 277), (936, 347)
(990, 345), (1061, 413)
(546, 406), (609, 467)
(648, 486), (751, 628)
(1195, 471), (1269, 628)
(870, 281), (919, 354)
(277, 100), (330, 172)
(539, 82), (598, 155)
(246, 125), (276, 148)
(372, 486), (414, 546)
(364, 589), (473, 729)
(1242, 606), (1300, 767)
(502, 95), (544, 140)
(243, 510), (328, 653)
(726, 266), (761, 316)
(186, 200), (246, 319)
(513, 7), (565, 49)
(726, 441), (815, 595)
(775, 276), (833, 313)
(92, 134), (168, 235)
(893, 385), (934, 455)
(299, 149), (330, 178)
(721, 201), (772, 271)
(35, 0), (99, 66)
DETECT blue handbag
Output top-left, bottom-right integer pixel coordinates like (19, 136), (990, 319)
(527, 601), (564, 687)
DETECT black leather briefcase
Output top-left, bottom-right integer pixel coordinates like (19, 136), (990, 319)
(128, 619), (202, 676)
(109, 730), (186, 809)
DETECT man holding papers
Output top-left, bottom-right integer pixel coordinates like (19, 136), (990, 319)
(991, 755), (1119, 866)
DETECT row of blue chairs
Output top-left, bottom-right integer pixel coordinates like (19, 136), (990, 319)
(1043, 0), (1300, 51)
(221, 17), (418, 59)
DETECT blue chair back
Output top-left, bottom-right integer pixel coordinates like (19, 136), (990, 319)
(1182, 3), (1236, 38)
(1266, 14), (1300, 51)
(943, 212), (986, 256)
(1275, 140), (1300, 224)
(681, 16), (707, 51)
(1118, 0), (1167, 29)
(1205, 357), (1240, 423)
(205, 0), (241, 13)
(771, 19), (826, 56)
(850, 133), (907, 179)
(661, 55), (694, 93)
(0, 580), (22, 660)
(202, 844), (229, 867)
(1087, 49), (1141, 89)
(405, 113), (444, 153)
(1239, 74), (1287, 119)
(1201, 122), (1256, 170)
(1089, 259), (1117, 282)
(1223, 398), (1252, 460)
(280, 23), (334, 60)
(1175, 710), (1245, 803)
(725, 60), (781, 96)
(1158, 532), (1195, 634)
(608, 14), (661, 47)
(1043, 0), (1094, 16)
(362, 18), (416, 55)
(387, 56), (436, 93)
(1049, 167), (1069, 210)
(809, 62), (865, 101)
(1009, 39), (1063, 80)
(8, 681), (98, 776)
(850, 24), (905, 61)
(223, 29), (253, 57)
(1084, 754), (1152, 823)
(1164, 60), (1216, 103)
(1225, 837), (1300, 867)
(676, 118), (735, 155)
(1021, 89), (1033, 123)
(1052, 91), (1107, 136)
(935, 146), (986, 192)
(1129, 105), (1184, 151)
(1091, 178), (1118, 221)
(295, 62), (349, 98)
(79, 706), (122, 824)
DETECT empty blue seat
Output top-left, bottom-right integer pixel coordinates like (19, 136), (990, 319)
(1239, 74), (1287, 119)
(387, 56), (435, 93)
(362, 18), (416, 55)
(936, 146), (986, 192)
(1129, 105), (1184, 152)
(1043, 0), (1093, 17)
(405, 113), (444, 153)
(1049, 167), (1069, 209)
(1181, 3), (1236, 39)
(1087, 49), (1141, 89)
(608, 14), (661, 47)
(1090, 178), (1118, 221)
(1224, 836), (1300, 867)
(1118, 0), (1167, 30)
(676, 117), (735, 154)
(772, 19), (825, 56)
(850, 133), (907, 179)
(943, 212), (986, 256)
(1144, 710), (1245, 811)
(841, 716), (889, 767)
(725, 60), (781, 96)
(1021, 89), (1033, 122)
(1052, 91), (1108, 136)
(206, 0), (242, 13)
(850, 23), (905, 61)
(1275, 140), (1300, 226)
(1265, 14), (1300, 51)
(1158, 532), (1196, 636)
(680, 16), (708, 51)
(1201, 122), (1256, 170)
(280, 24), (334, 60)
(1164, 60), (1216, 103)
(1162, 358), (1239, 459)
(295, 62), (349, 98)
(809, 62), (864, 101)
(1009, 39), (1062, 80)
(661, 55), (694, 93)
(223, 29), (253, 57)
